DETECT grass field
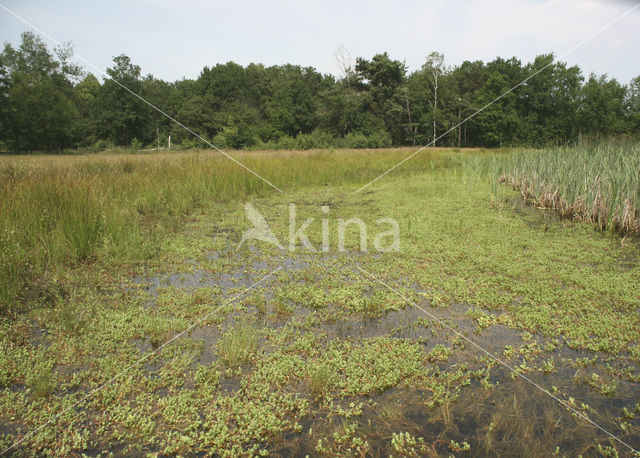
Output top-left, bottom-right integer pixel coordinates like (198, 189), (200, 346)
(0, 146), (639, 456)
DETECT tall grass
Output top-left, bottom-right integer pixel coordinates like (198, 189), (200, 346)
(0, 148), (459, 314)
(482, 141), (640, 235)
(3, 143), (636, 314)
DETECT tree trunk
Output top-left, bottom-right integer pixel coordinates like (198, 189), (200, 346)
(458, 106), (461, 148)
(404, 88), (415, 146)
(432, 70), (438, 147)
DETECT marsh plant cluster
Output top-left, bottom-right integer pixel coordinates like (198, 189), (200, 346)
(0, 143), (639, 456)
(237, 202), (400, 253)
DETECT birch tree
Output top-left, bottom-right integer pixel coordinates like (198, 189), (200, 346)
(424, 52), (445, 146)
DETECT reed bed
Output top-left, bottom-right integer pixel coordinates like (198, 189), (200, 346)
(493, 141), (640, 236)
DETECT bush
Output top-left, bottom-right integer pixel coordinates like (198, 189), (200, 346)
(344, 130), (392, 148)
(130, 138), (143, 150)
(344, 132), (369, 149)
(367, 130), (393, 148)
(252, 135), (298, 150)
(93, 139), (113, 151)
(295, 130), (338, 149)
(181, 138), (205, 149)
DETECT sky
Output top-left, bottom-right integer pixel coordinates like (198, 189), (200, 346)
(0, 0), (639, 83)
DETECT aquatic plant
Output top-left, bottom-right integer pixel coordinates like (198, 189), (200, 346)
(216, 322), (258, 368)
(496, 141), (640, 236)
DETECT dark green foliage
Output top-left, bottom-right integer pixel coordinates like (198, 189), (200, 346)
(354, 53), (407, 143)
(98, 55), (152, 146)
(1, 32), (82, 151)
(1, 31), (639, 151)
(578, 74), (628, 138)
(628, 77), (640, 134)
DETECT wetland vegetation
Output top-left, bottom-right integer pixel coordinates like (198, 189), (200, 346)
(1, 144), (639, 456)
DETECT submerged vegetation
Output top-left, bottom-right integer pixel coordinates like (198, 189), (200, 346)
(0, 142), (639, 455)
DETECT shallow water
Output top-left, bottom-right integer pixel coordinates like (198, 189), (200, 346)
(183, 301), (640, 455)
(128, 250), (640, 456)
(267, 312), (640, 455)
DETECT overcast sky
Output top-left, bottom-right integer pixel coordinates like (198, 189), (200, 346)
(1, 0), (638, 83)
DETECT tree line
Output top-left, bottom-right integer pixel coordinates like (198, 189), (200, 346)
(1, 31), (639, 152)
